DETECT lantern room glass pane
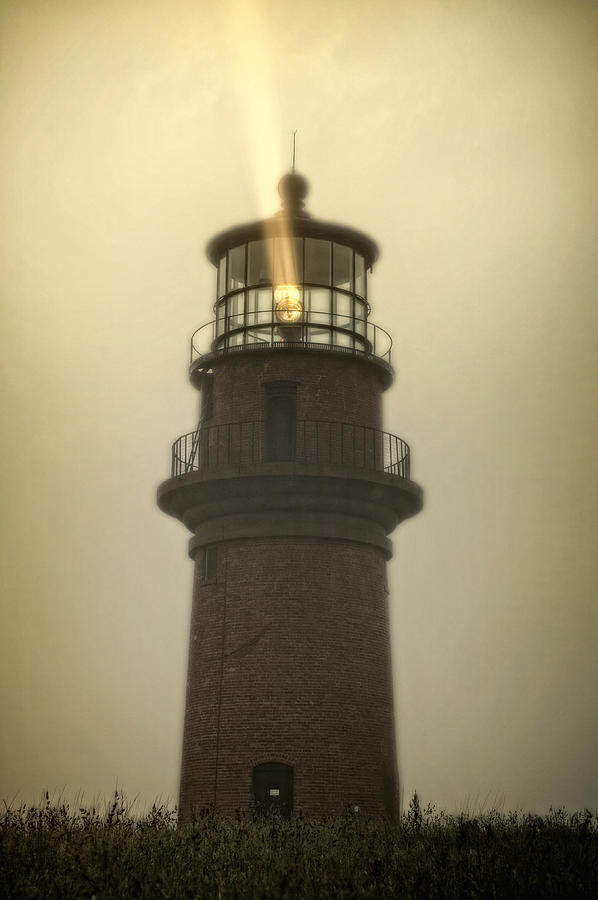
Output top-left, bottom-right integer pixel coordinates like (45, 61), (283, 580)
(307, 288), (330, 319)
(354, 298), (366, 320)
(228, 244), (246, 291)
(305, 239), (331, 285)
(355, 253), (365, 297)
(246, 288), (257, 326)
(227, 331), (244, 347)
(248, 240), (272, 285)
(333, 243), (352, 290)
(334, 291), (352, 327)
(256, 287), (273, 323)
(273, 236), (301, 286)
(216, 299), (226, 335)
(333, 330), (353, 348)
(293, 237), (304, 283)
(308, 327), (331, 345)
(246, 326), (271, 346)
(226, 292), (244, 333)
(217, 256), (226, 298)
(354, 316), (367, 337)
(227, 291), (244, 318)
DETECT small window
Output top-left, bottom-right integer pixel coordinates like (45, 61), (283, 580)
(202, 545), (217, 583)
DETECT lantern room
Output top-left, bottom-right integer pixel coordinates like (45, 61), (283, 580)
(189, 174), (393, 385)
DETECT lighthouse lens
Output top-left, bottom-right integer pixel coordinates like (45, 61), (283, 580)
(274, 285), (303, 323)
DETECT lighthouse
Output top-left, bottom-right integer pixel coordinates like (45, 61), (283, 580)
(158, 173), (422, 820)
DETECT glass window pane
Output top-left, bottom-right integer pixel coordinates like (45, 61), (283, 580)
(307, 327), (331, 345)
(333, 243), (352, 290)
(227, 331), (243, 347)
(305, 239), (331, 285)
(216, 299), (226, 335)
(333, 330), (353, 348)
(354, 298), (366, 320)
(293, 237), (303, 283)
(228, 244), (246, 291)
(334, 292), (352, 327)
(227, 292), (244, 319)
(229, 313), (244, 331)
(245, 327), (271, 346)
(355, 254), (365, 297)
(307, 288), (330, 320)
(246, 289), (257, 325)
(273, 236), (300, 286)
(354, 317), (366, 337)
(248, 240), (272, 285)
(256, 287), (273, 323)
(217, 256), (226, 298)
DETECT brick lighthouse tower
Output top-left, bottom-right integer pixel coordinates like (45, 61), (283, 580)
(158, 172), (422, 820)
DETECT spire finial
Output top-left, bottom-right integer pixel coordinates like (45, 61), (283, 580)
(291, 130), (297, 173)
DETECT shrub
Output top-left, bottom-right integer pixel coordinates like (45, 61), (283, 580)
(1, 792), (596, 898)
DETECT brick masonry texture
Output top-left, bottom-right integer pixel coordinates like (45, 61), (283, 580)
(203, 352), (385, 430)
(171, 343), (409, 821)
(178, 537), (398, 821)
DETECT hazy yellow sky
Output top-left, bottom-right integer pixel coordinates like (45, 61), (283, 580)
(1, 0), (597, 813)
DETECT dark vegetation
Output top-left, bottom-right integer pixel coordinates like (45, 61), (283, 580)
(1, 790), (597, 898)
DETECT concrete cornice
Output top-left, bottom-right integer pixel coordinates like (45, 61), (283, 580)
(158, 465), (423, 558)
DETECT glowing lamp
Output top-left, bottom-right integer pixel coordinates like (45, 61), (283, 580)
(274, 285), (303, 323)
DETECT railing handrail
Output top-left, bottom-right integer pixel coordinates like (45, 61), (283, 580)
(188, 313), (393, 369)
(170, 418), (411, 480)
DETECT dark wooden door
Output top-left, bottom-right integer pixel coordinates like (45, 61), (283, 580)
(253, 762), (293, 818)
(265, 382), (297, 462)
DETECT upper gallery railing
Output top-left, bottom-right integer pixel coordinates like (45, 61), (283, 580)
(171, 419), (411, 480)
(189, 311), (393, 370)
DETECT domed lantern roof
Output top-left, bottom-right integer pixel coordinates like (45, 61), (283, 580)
(206, 172), (379, 269)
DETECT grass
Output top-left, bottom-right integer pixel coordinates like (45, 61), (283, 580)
(1, 790), (597, 898)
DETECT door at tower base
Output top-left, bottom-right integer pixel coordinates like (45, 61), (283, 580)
(177, 537), (400, 822)
(253, 762), (293, 818)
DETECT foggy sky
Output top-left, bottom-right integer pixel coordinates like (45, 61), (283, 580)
(1, 0), (597, 814)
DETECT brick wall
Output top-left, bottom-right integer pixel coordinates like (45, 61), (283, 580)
(179, 536), (398, 820)
(202, 353), (386, 431)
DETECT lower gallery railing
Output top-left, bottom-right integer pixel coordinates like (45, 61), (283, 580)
(171, 420), (411, 479)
